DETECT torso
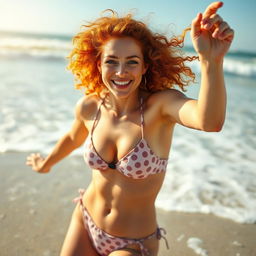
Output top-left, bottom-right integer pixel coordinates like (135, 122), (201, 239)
(80, 90), (175, 238)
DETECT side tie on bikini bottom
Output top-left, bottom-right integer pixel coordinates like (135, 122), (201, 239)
(73, 189), (169, 256)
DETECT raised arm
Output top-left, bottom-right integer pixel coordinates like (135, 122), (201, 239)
(161, 1), (234, 132)
(26, 97), (88, 173)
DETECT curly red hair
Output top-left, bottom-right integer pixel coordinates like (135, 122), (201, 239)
(67, 10), (198, 95)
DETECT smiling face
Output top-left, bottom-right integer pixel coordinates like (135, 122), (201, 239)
(98, 37), (147, 98)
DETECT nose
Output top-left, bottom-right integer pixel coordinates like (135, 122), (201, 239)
(116, 63), (127, 77)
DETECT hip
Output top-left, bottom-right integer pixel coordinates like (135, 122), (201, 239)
(82, 186), (158, 238)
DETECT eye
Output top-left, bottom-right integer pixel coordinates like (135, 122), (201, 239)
(105, 59), (118, 65)
(127, 60), (139, 65)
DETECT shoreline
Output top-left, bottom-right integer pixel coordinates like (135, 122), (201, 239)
(157, 209), (256, 256)
(1, 152), (255, 256)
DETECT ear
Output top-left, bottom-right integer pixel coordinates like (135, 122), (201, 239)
(142, 63), (148, 75)
(97, 60), (102, 74)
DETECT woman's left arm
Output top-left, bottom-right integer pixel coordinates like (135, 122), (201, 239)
(191, 1), (234, 131)
(161, 1), (234, 132)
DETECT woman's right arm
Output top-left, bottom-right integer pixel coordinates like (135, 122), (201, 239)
(26, 97), (88, 173)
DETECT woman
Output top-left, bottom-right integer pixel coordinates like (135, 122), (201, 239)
(26, 2), (234, 256)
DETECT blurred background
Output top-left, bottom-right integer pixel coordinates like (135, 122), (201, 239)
(0, 0), (255, 224)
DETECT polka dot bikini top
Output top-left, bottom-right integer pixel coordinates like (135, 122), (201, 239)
(84, 96), (168, 179)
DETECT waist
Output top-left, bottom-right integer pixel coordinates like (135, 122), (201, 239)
(83, 184), (158, 237)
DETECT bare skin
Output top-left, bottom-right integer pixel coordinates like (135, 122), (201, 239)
(26, 2), (234, 256)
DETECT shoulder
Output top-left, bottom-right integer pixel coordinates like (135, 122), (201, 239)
(145, 88), (187, 107)
(144, 88), (189, 123)
(74, 93), (103, 120)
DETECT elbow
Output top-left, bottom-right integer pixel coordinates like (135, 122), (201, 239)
(203, 126), (223, 132)
(201, 122), (224, 132)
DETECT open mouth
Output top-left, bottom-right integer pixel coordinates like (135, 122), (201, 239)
(112, 80), (132, 88)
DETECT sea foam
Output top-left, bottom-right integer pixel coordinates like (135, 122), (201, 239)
(1, 31), (255, 224)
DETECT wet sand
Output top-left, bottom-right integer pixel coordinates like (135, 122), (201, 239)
(1, 152), (255, 256)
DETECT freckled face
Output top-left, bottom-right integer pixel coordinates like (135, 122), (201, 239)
(98, 37), (147, 97)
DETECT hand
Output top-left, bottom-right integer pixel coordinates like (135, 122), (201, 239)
(26, 153), (50, 173)
(191, 1), (234, 61)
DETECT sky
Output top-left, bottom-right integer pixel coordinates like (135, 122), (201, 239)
(0, 0), (255, 52)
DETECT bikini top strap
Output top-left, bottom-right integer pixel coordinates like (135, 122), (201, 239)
(91, 95), (106, 137)
(140, 97), (145, 139)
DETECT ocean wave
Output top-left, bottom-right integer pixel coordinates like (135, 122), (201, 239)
(0, 33), (72, 60)
(156, 123), (256, 224)
(187, 55), (256, 79)
(223, 58), (256, 78)
(1, 32), (256, 78)
(1, 46), (255, 224)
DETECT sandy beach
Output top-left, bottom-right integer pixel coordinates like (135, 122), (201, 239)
(1, 152), (255, 256)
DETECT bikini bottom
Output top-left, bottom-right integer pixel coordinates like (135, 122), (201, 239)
(73, 189), (169, 256)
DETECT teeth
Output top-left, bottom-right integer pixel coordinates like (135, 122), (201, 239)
(113, 80), (130, 86)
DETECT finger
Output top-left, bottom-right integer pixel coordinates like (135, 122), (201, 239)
(202, 13), (223, 30)
(203, 1), (223, 19)
(26, 158), (34, 165)
(29, 153), (37, 159)
(26, 156), (34, 162)
(26, 157), (34, 164)
(219, 28), (235, 42)
(191, 13), (203, 38)
(212, 21), (229, 39)
(26, 161), (32, 166)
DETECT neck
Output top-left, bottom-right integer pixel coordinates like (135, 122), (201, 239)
(104, 89), (142, 117)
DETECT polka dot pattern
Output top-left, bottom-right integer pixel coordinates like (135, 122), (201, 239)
(84, 136), (168, 179)
(74, 190), (169, 256)
(83, 95), (168, 180)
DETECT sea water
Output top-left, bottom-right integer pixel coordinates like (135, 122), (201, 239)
(0, 31), (255, 224)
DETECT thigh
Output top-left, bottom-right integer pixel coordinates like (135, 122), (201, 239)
(108, 248), (141, 256)
(109, 235), (159, 256)
(60, 204), (100, 256)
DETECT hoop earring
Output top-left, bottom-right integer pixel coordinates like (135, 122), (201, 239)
(143, 75), (147, 86)
(142, 75), (150, 91)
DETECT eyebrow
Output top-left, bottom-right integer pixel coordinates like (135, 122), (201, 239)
(105, 55), (141, 59)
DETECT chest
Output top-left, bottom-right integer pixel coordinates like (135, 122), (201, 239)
(89, 111), (142, 162)
(84, 102), (172, 163)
